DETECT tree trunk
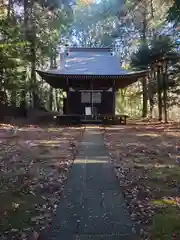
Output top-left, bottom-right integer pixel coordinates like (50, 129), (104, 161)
(23, 0), (29, 37)
(29, 5), (37, 108)
(10, 91), (16, 107)
(162, 63), (168, 123)
(53, 51), (57, 68)
(20, 90), (26, 104)
(55, 89), (60, 112)
(7, 0), (12, 19)
(157, 66), (163, 121)
(141, 6), (148, 118)
(49, 87), (53, 111)
(31, 40), (37, 108)
(24, 0), (37, 108)
(0, 57), (4, 90)
(48, 55), (55, 111)
(149, 86), (154, 118)
(142, 77), (148, 118)
(148, 69), (156, 118)
(20, 90), (27, 117)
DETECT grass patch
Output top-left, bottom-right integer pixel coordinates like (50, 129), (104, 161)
(149, 166), (180, 239)
(149, 166), (180, 180)
(152, 199), (177, 206)
(152, 208), (180, 239)
(0, 193), (42, 232)
(104, 123), (180, 239)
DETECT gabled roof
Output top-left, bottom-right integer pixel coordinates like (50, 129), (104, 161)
(38, 47), (145, 76)
(37, 47), (147, 89)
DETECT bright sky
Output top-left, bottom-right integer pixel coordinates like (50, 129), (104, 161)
(80, 0), (101, 5)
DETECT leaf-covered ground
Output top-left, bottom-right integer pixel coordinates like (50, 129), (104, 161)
(0, 124), (83, 239)
(104, 122), (180, 240)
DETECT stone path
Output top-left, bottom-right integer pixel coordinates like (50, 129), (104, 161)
(46, 127), (136, 239)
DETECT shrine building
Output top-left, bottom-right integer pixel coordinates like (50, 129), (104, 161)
(37, 47), (147, 124)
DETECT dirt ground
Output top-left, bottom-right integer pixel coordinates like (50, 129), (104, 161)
(104, 122), (180, 240)
(0, 123), (83, 239)
(1, 121), (180, 239)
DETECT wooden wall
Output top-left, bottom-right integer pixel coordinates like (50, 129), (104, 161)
(67, 91), (114, 116)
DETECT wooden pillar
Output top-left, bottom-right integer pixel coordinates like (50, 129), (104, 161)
(66, 78), (69, 114)
(91, 79), (93, 118)
(66, 90), (69, 114)
(112, 79), (116, 116)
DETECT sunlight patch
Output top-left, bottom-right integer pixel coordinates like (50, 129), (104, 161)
(74, 159), (108, 164)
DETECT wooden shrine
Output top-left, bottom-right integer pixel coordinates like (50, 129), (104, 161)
(37, 47), (147, 124)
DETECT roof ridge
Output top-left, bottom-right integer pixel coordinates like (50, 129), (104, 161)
(68, 47), (112, 52)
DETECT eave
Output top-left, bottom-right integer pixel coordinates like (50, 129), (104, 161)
(37, 70), (148, 90)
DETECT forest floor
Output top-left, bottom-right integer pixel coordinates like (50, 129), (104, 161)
(104, 121), (180, 240)
(1, 121), (180, 239)
(0, 123), (83, 240)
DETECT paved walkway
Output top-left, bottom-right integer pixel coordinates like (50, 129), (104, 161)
(47, 128), (136, 239)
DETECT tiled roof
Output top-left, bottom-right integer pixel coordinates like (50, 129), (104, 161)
(39, 48), (146, 76)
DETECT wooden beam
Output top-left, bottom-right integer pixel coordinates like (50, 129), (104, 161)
(66, 78), (69, 114)
(112, 79), (116, 116)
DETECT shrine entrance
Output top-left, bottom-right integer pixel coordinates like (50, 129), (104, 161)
(81, 90), (101, 120)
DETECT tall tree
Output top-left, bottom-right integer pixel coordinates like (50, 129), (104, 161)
(0, 0), (73, 113)
(167, 0), (180, 26)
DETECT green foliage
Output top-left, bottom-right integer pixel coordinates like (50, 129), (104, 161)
(150, 35), (177, 62)
(0, 0), (179, 118)
(167, 0), (180, 26)
(0, 0), (72, 109)
(131, 35), (179, 68)
(131, 44), (151, 70)
(71, 0), (120, 46)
